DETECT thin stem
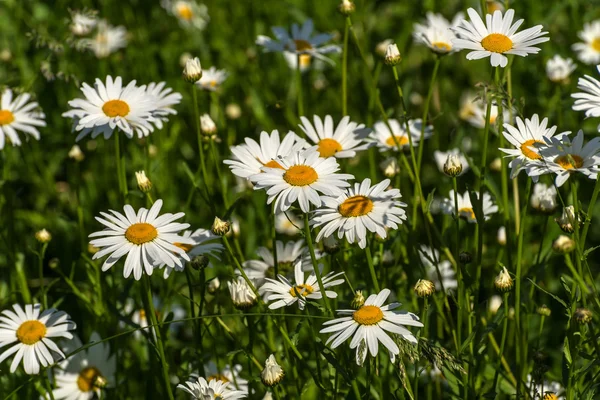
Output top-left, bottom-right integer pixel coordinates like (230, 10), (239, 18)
(452, 178), (463, 349)
(365, 245), (380, 292)
(192, 86), (211, 198)
(222, 236), (261, 300)
(492, 292), (510, 392)
(342, 17), (350, 116)
(415, 57), (440, 174)
(44, 373), (56, 400)
(303, 213), (332, 314)
(581, 173), (600, 246)
(38, 243), (48, 308)
(114, 131), (127, 200)
(296, 54), (304, 118)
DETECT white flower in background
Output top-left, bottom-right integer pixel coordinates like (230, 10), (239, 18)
(370, 119), (433, 152)
(572, 66), (600, 132)
(177, 375), (246, 399)
(546, 55), (576, 83)
(459, 92), (511, 129)
(572, 21), (600, 65)
(527, 374), (563, 399)
(68, 144), (84, 161)
(88, 199), (193, 280)
(250, 149), (354, 213)
(224, 130), (305, 179)
(499, 114), (570, 179)
(196, 66), (228, 91)
(228, 277), (257, 309)
(130, 307), (151, 340)
(312, 178), (407, 249)
(82, 20), (127, 58)
(200, 114), (217, 135)
(0, 88), (46, 149)
(380, 157), (400, 178)
(434, 149), (469, 176)
(69, 11), (97, 36)
(256, 19), (341, 66)
(375, 39), (393, 58)
(162, 0), (210, 31)
(51, 332), (116, 399)
(298, 115), (372, 158)
(259, 260), (344, 310)
(241, 239), (308, 286)
(413, 12), (464, 54)
(204, 362), (248, 394)
(418, 245), (457, 292)
(497, 226), (506, 245)
(282, 51), (320, 73)
(452, 8), (549, 68)
(275, 212), (303, 236)
(261, 354), (284, 387)
(530, 183), (557, 213)
(63, 76), (159, 141)
(320, 288), (423, 366)
(532, 130), (600, 187)
(440, 190), (498, 223)
(0, 304), (76, 374)
(145, 82), (182, 129)
(489, 295), (503, 314)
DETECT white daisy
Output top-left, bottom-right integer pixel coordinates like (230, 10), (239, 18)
(282, 51), (315, 72)
(224, 130), (305, 179)
(256, 19), (341, 66)
(88, 199), (194, 280)
(370, 119), (433, 152)
(275, 211), (303, 236)
(161, 0), (210, 31)
(203, 363), (248, 394)
(499, 114), (570, 179)
(131, 308), (151, 340)
(546, 55), (576, 83)
(572, 21), (600, 65)
(63, 75), (159, 141)
(259, 260), (344, 310)
(250, 149), (354, 213)
(413, 12), (464, 54)
(440, 190), (498, 223)
(177, 376), (246, 399)
(0, 304), (76, 375)
(0, 88), (46, 149)
(533, 130), (600, 187)
(572, 66), (600, 132)
(320, 288), (423, 366)
(196, 66), (228, 91)
(145, 81), (182, 129)
(433, 149), (469, 176)
(155, 228), (223, 278)
(82, 20), (127, 58)
(241, 239), (308, 286)
(452, 8), (549, 68)
(298, 115), (372, 158)
(69, 11), (97, 36)
(228, 277), (257, 309)
(530, 182), (557, 213)
(459, 92), (511, 129)
(51, 332), (116, 400)
(312, 178), (407, 249)
(418, 245), (457, 292)
(527, 374), (563, 399)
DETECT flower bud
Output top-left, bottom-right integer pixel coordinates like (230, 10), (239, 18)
(443, 154), (463, 177)
(375, 39), (393, 58)
(489, 157), (502, 172)
(384, 43), (401, 65)
(555, 205), (579, 233)
(497, 226), (506, 246)
(35, 229), (52, 243)
(183, 57), (202, 83)
(537, 304), (551, 317)
(323, 235), (340, 255)
(211, 217), (231, 236)
(207, 277), (220, 294)
(200, 114), (217, 136)
(552, 235), (575, 254)
(191, 255), (210, 270)
(380, 157), (400, 178)
(414, 279), (435, 298)
(459, 251), (472, 264)
(338, 0), (355, 15)
(489, 295), (502, 314)
(227, 277), (257, 310)
(261, 354), (284, 387)
(574, 308), (592, 324)
(351, 290), (365, 309)
(48, 258), (60, 269)
(135, 170), (152, 193)
(494, 266), (513, 293)
(225, 103), (242, 120)
(68, 145), (84, 162)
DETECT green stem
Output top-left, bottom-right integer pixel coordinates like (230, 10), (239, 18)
(342, 18), (350, 116)
(44, 373), (55, 400)
(303, 213), (332, 314)
(415, 57), (440, 174)
(492, 292), (510, 392)
(192, 86), (211, 198)
(365, 245), (380, 292)
(114, 131), (127, 200)
(222, 236), (261, 300)
(581, 173), (600, 246)
(296, 54), (304, 117)
(39, 243), (48, 308)
(452, 178), (463, 349)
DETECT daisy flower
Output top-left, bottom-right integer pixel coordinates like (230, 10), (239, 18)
(204, 363), (248, 394)
(499, 114), (570, 179)
(298, 115), (372, 158)
(0, 304), (76, 375)
(433, 149), (469, 176)
(413, 12), (464, 54)
(546, 55), (576, 83)
(88, 199), (193, 280)
(572, 66), (600, 132)
(259, 260), (344, 310)
(459, 92), (511, 129)
(196, 66), (228, 91)
(370, 119), (433, 152)
(241, 239), (308, 286)
(533, 130), (600, 187)
(145, 81), (182, 129)
(82, 20), (127, 58)
(320, 288), (423, 366)
(177, 376), (246, 399)
(63, 75), (159, 141)
(51, 332), (116, 399)
(275, 211), (303, 236)
(418, 245), (457, 292)
(250, 149), (354, 213)
(155, 228), (223, 278)
(131, 308), (151, 340)
(452, 8), (549, 68)
(530, 182), (558, 213)
(256, 19), (341, 66)
(228, 277), (257, 310)
(0, 88), (46, 149)
(161, 0), (209, 31)
(69, 10), (97, 36)
(440, 190), (498, 223)
(572, 21), (600, 65)
(312, 178), (407, 249)
(224, 130), (305, 179)
(527, 374), (563, 399)
(282, 51), (314, 73)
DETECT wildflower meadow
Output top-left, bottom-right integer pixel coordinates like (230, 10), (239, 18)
(3, 0), (600, 398)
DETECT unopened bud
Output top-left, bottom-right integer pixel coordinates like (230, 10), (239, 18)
(35, 229), (52, 243)
(207, 277), (220, 294)
(200, 114), (217, 136)
(414, 279), (435, 298)
(183, 57), (202, 83)
(49, 258), (60, 269)
(552, 235), (575, 254)
(494, 266), (513, 293)
(574, 308), (592, 324)
(459, 251), (472, 264)
(135, 170), (152, 193)
(191, 255), (210, 270)
(225, 103), (241, 120)
(68, 145), (84, 162)
(443, 154), (463, 177)
(380, 157), (400, 178)
(555, 206), (579, 233)
(497, 226), (506, 246)
(537, 304), (551, 317)
(211, 217), (231, 236)
(338, 0), (355, 15)
(384, 44), (401, 65)
(261, 354), (284, 387)
(351, 290), (365, 309)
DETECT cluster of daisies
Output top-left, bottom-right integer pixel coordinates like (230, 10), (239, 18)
(69, 10), (128, 58)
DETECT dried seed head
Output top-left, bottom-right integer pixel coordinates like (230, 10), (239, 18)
(211, 217), (231, 236)
(459, 251), (472, 264)
(537, 304), (551, 317)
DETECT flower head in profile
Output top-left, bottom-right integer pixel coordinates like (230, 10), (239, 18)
(418, 245), (457, 292)
(320, 288), (423, 366)
(370, 119), (433, 152)
(145, 82), (182, 129)
(0, 88), (46, 149)
(413, 12), (464, 54)
(69, 10), (97, 36)
(530, 183), (557, 213)
(177, 375), (246, 399)
(434, 149), (469, 176)
(440, 190), (498, 223)
(261, 355), (284, 387)
(572, 21), (600, 65)
(196, 66), (228, 91)
(459, 92), (511, 129)
(298, 115), (372, 158)
(204, 362), (248, 394)
(546, 55), (576, 83)
(0, 304), (76, 374)
(452, 8), (549, 67)
(228, 277), (257, 310)
(88, 199), (193, 280)
(161, 0), (210, 30)
(572, 66), (600, 132)
(82, 20), (127, 58)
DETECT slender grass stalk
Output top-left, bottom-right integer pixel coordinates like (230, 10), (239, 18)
(580, 172), (600, 246)
(191, 86), (211, 198)
(37, 242), (48, 308)
(296, 54), (304, 117)
(272, 206), (279, 277)
(342, 17), (350, 116)
(44, 374), (55, 400)
(364, 245), (380, 292)
(452, 177), (464, 349)
(303, 213), (332, 314)
(222, 236), (261, 300)
(114, 131), (127, 200)
(492, 292), (510, 392)
(415, 57), (441, 174)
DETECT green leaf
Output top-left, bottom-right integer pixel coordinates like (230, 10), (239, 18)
(583, 245), (600, 258)
(528, 278), (568, 309)
(564, 336), (572, 365)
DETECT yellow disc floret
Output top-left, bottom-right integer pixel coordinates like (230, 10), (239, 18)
(338, 195), (374, 217)
(481, 33), (513, 53)
(125, 223), (158, 245)
(353, 305), (384, 325)
(283, 165), (318, 186)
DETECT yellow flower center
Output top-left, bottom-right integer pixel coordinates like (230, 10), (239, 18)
(263, 159), (284, 169)
(353, 305), (384, 325)
(592, 37), (600, 52)
(293, 39), (313, 52)
(174, 242), (193, 252)
(385, 135), (409, 147)
(176, 3), (193, 21)
(139, 309), (146, 319)
(102, 99), (130, 118)
(431, 41), (452, 52)
(0, 109), (15, 125)
(555, 154), (583, 170)
(459, 207), (475, 220)
(317, 138), (343, 157)
(283, 165), (318, 186)
(125, 223), (158, 245)
(208, 374), (229, 383)
(289, 283), (314, 297)
(299, 54), (312, 68)
(16, 320), (47, 345)
(543, 394), (558, 400)
(481, 33), (513, 53)
(209, 80), (217, 88)
(338, 195), (374, 217)
(519, 139), (544, 160)
(77, 367), (103, 392)
(486, 2), (503, 13)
